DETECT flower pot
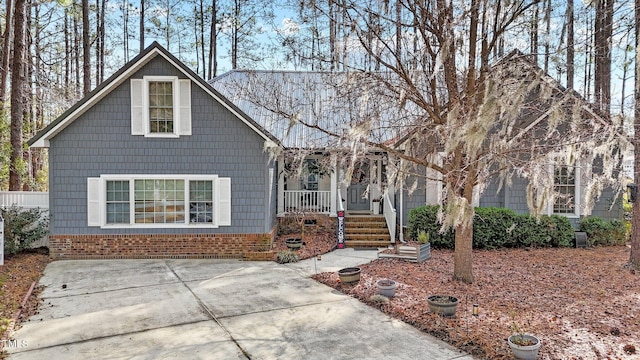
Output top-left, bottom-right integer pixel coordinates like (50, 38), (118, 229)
(427, 295), (459, 316)
(375, 279), (397, 298)
(508, 334), (541, 360)
(338, 267), (361, 283)
(285, 238), (303, 250)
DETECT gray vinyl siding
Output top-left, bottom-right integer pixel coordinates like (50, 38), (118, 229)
(48, 56), (275, 235)
(478, 177), (505, 209)
(589, 188), (623, 221)
(401, 167), (622, 229)
(400, 171), (427, 227)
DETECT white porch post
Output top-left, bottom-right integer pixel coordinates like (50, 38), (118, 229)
(277, 155), (285, 215)
(330, 157), (338, 216)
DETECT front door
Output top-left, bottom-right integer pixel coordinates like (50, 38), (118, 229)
(347, 161), (370, 210)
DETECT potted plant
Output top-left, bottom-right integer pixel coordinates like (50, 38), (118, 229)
(375, 279), (397, 298)
(508, 316), (541, 360)
(337, 267), (361, 283)
(426, 295), (459, 316)
(416, 230), (431, 261)
(285, 238), (303, 250)
(285, 210), (308, 250)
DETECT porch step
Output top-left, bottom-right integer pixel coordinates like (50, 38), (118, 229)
(344, 214), (391, 248)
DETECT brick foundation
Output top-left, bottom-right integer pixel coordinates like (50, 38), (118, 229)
(49, 230), (276, 260)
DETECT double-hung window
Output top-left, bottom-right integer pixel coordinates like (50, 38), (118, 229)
(130, 76), (192, 137)
(553, 166), (576, 214)
(148, 81), (174, 133)
(88, 175), (230, 228)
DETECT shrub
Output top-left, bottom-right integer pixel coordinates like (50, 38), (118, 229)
(579, 216), (627, 246)
(472, 207), (519, 249)
(1, 206), (49, 256)
(276, 250), (300, 263)
(408, 205), (576, 250)
(407, 205), (454, 249)
(548, 215), (575, 247)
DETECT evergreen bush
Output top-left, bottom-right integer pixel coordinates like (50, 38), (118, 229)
(1, 205), (49, 256)
(408, 205), (576, 249)
(579, 216), (626, 246)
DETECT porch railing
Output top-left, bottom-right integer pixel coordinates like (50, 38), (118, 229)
(383, 192), (396, 243)
(284, 190), (331, 213)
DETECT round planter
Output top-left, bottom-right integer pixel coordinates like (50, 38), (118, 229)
(285, 238), (303, 250)
(508, 334), (541, 360)
(375, 279), (397, 298)
(337, 267), (361, 284)
(426, 295), (459, 316)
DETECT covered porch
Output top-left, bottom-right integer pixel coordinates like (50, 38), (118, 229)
(276, 153), (397, 244)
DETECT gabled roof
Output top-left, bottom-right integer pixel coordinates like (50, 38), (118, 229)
(28, 42), (280, 148)
(210, 70), (418, 149)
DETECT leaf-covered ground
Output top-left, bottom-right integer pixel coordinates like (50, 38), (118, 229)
(0, 249), (49, 357)
(313, 246), (639, 359)
(273, 232), (336, 260)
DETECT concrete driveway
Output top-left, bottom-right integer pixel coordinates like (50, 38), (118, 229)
(7, 249), (474, 359)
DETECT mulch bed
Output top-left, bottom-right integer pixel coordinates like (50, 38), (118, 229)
(0, 248), (49, 357)
(272, 232), (337, 260)
(313, 245), (639, 359)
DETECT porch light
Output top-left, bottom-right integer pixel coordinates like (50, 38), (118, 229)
(627, 183), (637, 203)
(472, 303), (479, 317)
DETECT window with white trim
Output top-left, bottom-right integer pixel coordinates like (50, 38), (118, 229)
(130, 76), (192, 137)
(148, 81), (174, 133)
(88, 175), (230, 228)
(553, 165), (579, 216)
(553, 166), (575, 213)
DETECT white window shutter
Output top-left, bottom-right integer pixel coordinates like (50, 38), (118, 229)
(87, 178), (101, 226)
(178, 79), (192, 135)
(130, 79), (145, 135)
(217, 177), (231, 226)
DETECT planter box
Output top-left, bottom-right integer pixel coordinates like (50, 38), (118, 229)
(379, 243), (430, 263)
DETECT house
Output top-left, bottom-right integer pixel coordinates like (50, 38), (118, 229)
(29, 42), (282, 259)
(210, 52), (625, 237)
(30, 43), (622, 259)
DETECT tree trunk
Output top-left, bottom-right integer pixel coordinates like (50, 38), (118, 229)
(530, 2), (538, 64)
(543, 0), (550, 73)
(231, 0), (238, 69)
(566, 0), (574, 90)
(74, 2), (81, 96)
(453, 179), (475, 284)
(594, 0), (612, 114)
(9, 0), (26, 191)
(199, 0), (205, 78)
(0, 0), (14, 104)
(82, 0), (90, 95)
(207, 0), (217, 79)
(631, 0), (640, 269)
(140, 0), (145, 52)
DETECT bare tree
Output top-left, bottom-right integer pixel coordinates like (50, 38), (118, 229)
(225, 0), (625, 284)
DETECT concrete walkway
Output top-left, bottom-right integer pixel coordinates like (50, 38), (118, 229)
(7, 249), (474, 359)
